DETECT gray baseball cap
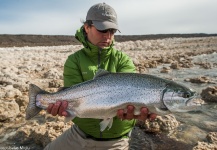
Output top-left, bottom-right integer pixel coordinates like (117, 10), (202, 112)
(86, 3), (119, 31)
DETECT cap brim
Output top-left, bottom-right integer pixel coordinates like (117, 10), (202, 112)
(92, 20), (119, 31)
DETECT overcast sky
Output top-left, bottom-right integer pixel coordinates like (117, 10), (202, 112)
(0, 0), (217, 35)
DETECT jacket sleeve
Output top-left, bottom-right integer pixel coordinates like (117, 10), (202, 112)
(63, 53), (84, 87)
(116, 51), (136, 73)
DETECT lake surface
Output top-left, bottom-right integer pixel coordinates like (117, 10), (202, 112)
(143, 52), (217, 148)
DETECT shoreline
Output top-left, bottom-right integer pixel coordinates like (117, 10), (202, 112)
(0, 33), (217, 47)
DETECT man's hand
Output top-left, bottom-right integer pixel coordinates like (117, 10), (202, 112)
(117, 105), (157, 121)
(47, 100), (68, 117)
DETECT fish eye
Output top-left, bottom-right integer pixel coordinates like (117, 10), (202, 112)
(183, 92), (191, 98)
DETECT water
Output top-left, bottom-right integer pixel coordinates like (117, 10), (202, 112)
(147, 52), (217, 145)
(149, 52), (217, 93)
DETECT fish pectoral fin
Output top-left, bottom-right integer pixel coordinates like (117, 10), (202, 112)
(64, 110), (76, 123)
(99, 118), (113, 132)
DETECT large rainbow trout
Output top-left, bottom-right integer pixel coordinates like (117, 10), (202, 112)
(26, 69), (200, 131)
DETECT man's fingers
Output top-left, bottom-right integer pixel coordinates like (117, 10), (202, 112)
(61, 111), (68, 117)
(47, 103), (54, 113)
(117, 109), (124, 119)
(58, 100), (68, 116)
(137, 107), (149, 121)
(148, 113), (157, 121)
(126, 105), (134, 120)
(51, 101), (61, 116)
(117, 106), (157, 121)
(46, 100), (69, 117)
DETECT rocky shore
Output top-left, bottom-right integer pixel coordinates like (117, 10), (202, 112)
(1, 33), (217, 47)
(0, 35), (217, 149)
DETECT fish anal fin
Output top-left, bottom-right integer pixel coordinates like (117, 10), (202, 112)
(64, 110), (76, 122)
(99, 118), (113, 132)
(107, 118), (113, 129)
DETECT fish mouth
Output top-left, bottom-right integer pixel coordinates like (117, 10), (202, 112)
(183, 93), (205, 111)
(186, 92), (202, 106)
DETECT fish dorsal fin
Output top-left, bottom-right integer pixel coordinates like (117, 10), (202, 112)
(94, 69), (110, 79)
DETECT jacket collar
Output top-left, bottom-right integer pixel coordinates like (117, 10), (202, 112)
(75, 26), (114, 60)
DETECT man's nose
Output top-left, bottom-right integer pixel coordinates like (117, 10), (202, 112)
(103, 31), (111, 38)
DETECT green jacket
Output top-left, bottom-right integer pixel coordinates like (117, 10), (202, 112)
(63, 26), (136, 139)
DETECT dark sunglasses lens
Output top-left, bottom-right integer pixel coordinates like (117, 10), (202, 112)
(98, 29), (117, 34)
(99, 30), (108, 33)
(111, 29), (117, 33)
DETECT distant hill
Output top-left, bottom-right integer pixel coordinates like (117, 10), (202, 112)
(0, 34), (216, 47)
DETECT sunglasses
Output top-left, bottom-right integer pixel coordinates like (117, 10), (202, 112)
(89, 23), (117, 34)
(96, 28), (117, 34)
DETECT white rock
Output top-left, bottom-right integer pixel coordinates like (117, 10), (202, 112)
(0, 100), (20, 121)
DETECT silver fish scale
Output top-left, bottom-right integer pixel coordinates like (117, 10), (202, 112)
(72, 73), (166, 118)
(37, 73), (168, 119)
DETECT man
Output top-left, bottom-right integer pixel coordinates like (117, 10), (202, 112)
(44, 3), (156, 150)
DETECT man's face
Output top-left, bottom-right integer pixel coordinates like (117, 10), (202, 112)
(84, 24), (115, 48)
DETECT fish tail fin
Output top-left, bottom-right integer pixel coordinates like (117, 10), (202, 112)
(26, 84), (44, 120)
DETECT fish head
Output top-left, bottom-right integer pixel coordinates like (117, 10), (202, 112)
(162, 83), (202, 112)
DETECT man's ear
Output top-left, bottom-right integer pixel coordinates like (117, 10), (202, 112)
(84, 24), (90, 34)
